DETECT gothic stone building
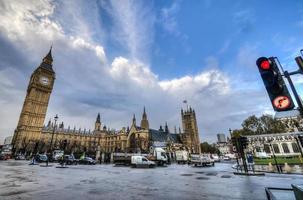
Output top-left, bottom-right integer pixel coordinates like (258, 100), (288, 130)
(12, 49), (201, 155)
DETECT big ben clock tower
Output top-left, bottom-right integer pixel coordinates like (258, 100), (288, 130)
(12, 48), (55, 153)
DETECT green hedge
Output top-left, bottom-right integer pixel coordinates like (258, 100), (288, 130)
(254, 157), (302, 165)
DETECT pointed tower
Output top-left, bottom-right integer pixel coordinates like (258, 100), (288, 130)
(132, 114), (136, 126)
(181, 106), (200, 154)
(140, 107), (149, 130)
(12, 47), (56, 153)
(164, 122), (169, 133)
(95, 113), (101, 131)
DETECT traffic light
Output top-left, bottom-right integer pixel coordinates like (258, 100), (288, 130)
(256, 57), (295, 112)
(240, 136), (248, 149)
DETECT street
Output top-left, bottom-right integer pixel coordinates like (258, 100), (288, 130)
(0, 161), (302, 200)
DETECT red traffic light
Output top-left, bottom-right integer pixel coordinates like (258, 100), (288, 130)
(256, 57), (271, 70)
(260, 60), (270, 70)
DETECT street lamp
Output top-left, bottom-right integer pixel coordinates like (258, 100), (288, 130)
(229, 128), (240, 171)
(46, 114), (58, 166)
(268, 138), (281, 173)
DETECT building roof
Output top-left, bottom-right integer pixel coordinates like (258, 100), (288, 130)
(149, 129), (181, 143)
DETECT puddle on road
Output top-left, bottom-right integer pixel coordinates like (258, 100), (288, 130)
(205, 172), (218, 176)
(196, 177), (210, 180)
(180, 174), (194, 176)
(221, 175), (232, 178)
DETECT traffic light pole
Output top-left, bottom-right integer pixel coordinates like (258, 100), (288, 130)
(239, 140), (248, 174)
(284, 71), (303, 117)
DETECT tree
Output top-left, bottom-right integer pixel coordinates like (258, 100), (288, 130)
(200, 142), (219, 154)
(239, 114), (287, 135)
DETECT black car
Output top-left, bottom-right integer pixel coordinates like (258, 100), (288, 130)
(64, 155), (78, 165)
(78, 157), (96, 165)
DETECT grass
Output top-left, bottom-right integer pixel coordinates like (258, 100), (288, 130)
(254, 157), (303, 165)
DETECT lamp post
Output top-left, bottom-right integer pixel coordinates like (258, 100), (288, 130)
(229, 128), (240, 171)
(46, 114), (58, 167)
(268, 138), (281, 173)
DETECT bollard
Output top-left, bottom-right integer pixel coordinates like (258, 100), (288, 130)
(284, 163), (291, 173)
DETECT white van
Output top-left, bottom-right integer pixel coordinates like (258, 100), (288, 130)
(131, 156), (155, 168)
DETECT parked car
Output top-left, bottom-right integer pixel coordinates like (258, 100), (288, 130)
(64, 155), (78, 165)
(79, 157), (96, 165)
(131, 156), (155, 168)
(52, 150), (64, 161)
(15, 154), (26, 160)
(0, 154), (9, 160)
(35, 154), (48, 162)
(190, 154), (215, 167)
(211, 154), (220, 162)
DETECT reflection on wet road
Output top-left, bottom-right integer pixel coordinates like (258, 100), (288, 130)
(0, 160), (302, 200)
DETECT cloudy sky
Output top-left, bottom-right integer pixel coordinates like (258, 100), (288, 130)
(0, 0), (303, 144)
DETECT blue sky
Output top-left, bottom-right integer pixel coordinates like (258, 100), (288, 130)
(0, 0), (302, 144)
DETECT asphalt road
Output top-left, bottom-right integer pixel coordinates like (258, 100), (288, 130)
(0, 160), (302, 200)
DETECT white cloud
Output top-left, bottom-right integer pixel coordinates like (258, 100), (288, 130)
(0, 0), (271, 144)
(159, 70), (230, 96)
(101, 0), (155, 62)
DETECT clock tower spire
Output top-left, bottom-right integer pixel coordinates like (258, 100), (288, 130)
(12, 47), (56, 154)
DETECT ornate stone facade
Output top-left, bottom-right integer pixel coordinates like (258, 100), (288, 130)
(181, 108), (201, 153)
(12, 48), (55, 153)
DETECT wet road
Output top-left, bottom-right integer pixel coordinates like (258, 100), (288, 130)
(0, 160), (302, 200)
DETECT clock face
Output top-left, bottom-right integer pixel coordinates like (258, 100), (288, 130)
(39, 76), (49, 86)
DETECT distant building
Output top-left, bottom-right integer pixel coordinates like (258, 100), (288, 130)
(215, 134), (233, 155)
(217, 134), (226, 143)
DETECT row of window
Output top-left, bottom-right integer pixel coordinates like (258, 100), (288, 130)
(263, 143), (300, 154)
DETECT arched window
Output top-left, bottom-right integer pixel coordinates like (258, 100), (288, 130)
(292, 143), (300, 153)
(272, 144), (280, 153)
(264, 144), (271, 153)
(282, 143), (290, 153)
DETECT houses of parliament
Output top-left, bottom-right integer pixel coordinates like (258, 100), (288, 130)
(11, 48), (201, 155)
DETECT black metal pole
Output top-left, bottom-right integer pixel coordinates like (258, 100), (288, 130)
(46, 116), (57, 166)
(239, 139), (248, 174)
(284, 71), (303, 117)
(295, 136), (303, 160)
(269, 143), (280, 173)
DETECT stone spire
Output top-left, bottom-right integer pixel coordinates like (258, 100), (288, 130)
(140, 106), (149, 130)
(96, 113), (101, 123)
(95, 113), (101, 131)
(39, 46), (54, 72)
(132, 114), (136, 126)
(42, 46), (53, 65)
(165, 122), (169, 133)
